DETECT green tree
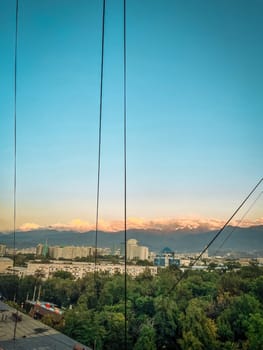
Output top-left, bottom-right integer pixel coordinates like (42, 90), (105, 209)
(217, 294), (260, 343)
(0, 275), (19, 300)
(219, 272), (244, 296)
(250, 275), (263, 303)
(136, 259), (153, 266)
(96, 310), (126, 350)
(52, 270), (74, 279)
(247, 313), (263, 350)
(134, 323), (156, 350)
(18, 275), (38, 303)
(224, 260), (241, 271)
(64, 308), (104, 349)
(178, 331), (203, 350)
(42, 278), (77, 307)
(239, 263), (263, 279)
(153, 296), (179, 349)
(99, 275), (125, 307)
(134, 296), (155, 318)
(14, 253), (35, 267)
(179, 299), (218, 350)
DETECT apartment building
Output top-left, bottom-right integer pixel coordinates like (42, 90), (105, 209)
(26, 261), (157, 279)
(127, 239), (149, 260)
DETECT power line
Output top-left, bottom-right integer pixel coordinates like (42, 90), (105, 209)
(94, 0), (106, 276)
(167, 177), (263, 294)
(214, 191), (263, 256)
(93, 1), (127, 348)
(123, 0), (128, 349)
(13, 0), (19, 342)
(93, 5), (106, 348)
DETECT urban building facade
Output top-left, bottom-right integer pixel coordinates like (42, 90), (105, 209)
(126, 239), (149, 260)
(48, 246), (95, 260)
(0, 257), (13, 273)
(0, 244), (6, 256)
(154, 255), (180, 267)
(36, 245), (110, 260)
(26, 261), (157, 279)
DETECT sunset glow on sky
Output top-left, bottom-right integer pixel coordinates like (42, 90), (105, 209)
(0, 0), (262, 233)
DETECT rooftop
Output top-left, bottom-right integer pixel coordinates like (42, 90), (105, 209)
(0, 301), (90, 350)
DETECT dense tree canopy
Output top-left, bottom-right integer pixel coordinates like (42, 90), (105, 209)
(0, 265), (262, 349)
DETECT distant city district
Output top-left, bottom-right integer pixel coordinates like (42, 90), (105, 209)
(0, 239), (263, 280)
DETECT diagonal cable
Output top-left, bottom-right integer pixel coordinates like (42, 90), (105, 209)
(214, 191), (263, 256)
(167, 177), (263, 295)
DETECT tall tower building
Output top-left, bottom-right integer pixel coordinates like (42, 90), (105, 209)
(127, 239), (149, 261)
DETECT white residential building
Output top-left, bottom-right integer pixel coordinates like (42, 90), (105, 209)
(127, 239), (149, 260)
(0, 244), (6, 256)
(26, 261), (157, 280)
(0, 257), (13, 273)
(48, 246), (95, 260)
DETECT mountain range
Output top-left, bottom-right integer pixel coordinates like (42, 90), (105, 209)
(0, 225), (263, 255)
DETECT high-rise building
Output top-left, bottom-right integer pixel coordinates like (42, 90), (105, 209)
(36, 244), (44, 256)
(48, 246), (95, 260)
(0, 244), (6, 257)
(127, 239), (149, 260)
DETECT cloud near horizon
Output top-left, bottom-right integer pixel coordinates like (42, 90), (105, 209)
(17, 216), (263, 233)
(19, 222), (42, 231)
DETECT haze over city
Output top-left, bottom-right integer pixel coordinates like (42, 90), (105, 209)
(0, 0), (262, 234)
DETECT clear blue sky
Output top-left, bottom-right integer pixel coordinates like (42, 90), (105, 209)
(0, 0), (262, 232)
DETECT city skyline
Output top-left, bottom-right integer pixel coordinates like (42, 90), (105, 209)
(1, 0), (263, 233)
